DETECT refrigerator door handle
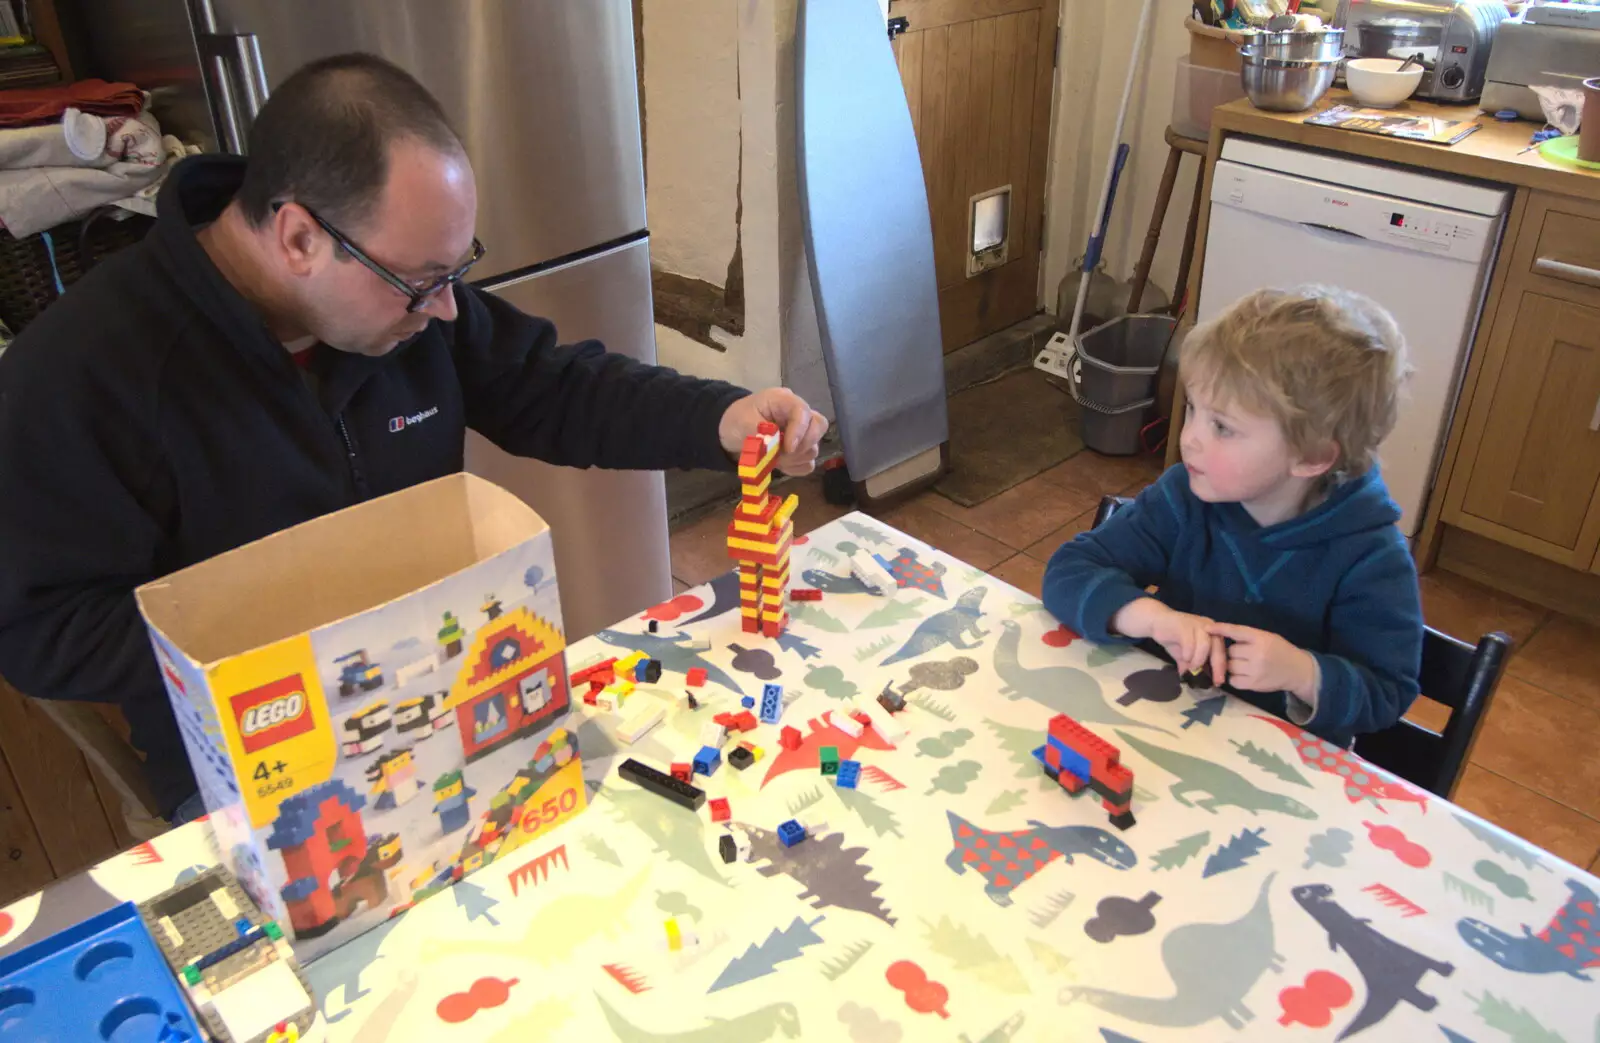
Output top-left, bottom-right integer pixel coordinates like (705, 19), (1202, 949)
(200, 32), (270, 153)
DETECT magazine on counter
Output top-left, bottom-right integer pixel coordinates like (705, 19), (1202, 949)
(1303, 105), (1482, 145)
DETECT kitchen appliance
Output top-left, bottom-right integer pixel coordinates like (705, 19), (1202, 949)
(72, 0), (670, 641)
(1198, 139), (1510, 537)
(1483, 19), (1600, 121)
(1341, 0), (1509, 101)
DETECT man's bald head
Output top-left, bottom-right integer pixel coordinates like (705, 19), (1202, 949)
(235, 53), (464, 234)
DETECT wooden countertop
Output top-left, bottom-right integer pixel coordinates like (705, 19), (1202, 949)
(1212, 89), (1600, 202)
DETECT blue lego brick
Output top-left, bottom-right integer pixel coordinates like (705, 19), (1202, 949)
(777, 819), (807, 848)
(1046, 734), (1092, 784)
(836, 759), (861, 789)
(0, 900), (206, 1043)
(234, 917), (252, 936)
(741, 696), (757, 709)
(759, 683), (783, 725)
(692, 745), (722, 777)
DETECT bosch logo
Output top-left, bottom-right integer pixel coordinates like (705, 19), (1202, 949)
(241, 693), (305, 735)
(388, 406), (439, 433)
(231, 674), (316, 753)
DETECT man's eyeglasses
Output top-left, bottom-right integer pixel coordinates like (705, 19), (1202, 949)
(273, 201), (485, 313)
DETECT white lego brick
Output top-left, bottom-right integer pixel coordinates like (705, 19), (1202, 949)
(595, 691), (620, 713)
(158, 916), (182, 949)
(209, 888), (238, 920)
(618, 705), (664, 744)
(849, 551), (897, 596)
(684, 637), (713, 652)
(208, 960), (312, 1043)
(833, 714), (864, 739)
(700, 723), (728, 749)
(875, 714), (909, 744)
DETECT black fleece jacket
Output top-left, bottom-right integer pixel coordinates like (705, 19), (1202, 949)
(0, 154), (748, 815)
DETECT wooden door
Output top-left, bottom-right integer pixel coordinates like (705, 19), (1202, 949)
(890, 0), (1059, 352)
(1462, 292), (1600, 555)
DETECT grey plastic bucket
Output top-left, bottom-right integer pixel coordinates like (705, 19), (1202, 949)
(1070, 314), (1176, 455)
(1072, 314), (1177, 409)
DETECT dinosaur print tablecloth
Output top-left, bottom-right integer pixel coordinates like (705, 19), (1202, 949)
(4, 511), (1597, 1042)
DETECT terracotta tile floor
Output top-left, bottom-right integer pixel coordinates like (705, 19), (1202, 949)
(669, 451), (1600, 873)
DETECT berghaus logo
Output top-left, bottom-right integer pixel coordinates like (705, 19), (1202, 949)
(389, 406), (439, 433)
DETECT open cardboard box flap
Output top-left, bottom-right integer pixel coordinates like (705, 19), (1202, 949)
(136, 472), (548, 667)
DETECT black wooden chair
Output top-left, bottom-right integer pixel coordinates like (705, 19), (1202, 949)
(1090, 494), (1511, 799)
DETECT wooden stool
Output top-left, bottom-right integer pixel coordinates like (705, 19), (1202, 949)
(1128, 126), (1210, 315)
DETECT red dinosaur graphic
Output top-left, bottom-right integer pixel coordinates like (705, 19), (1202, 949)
(760, 711), (894, 789)
(1252, 715), (1429, 813)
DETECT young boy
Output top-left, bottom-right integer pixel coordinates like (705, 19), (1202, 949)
(1042, 286), (1422, 745)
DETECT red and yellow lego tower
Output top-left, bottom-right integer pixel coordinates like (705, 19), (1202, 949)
(727, 421), (798, 637)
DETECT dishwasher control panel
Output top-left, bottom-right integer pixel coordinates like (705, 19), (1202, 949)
(1212, 159), (1502, 265)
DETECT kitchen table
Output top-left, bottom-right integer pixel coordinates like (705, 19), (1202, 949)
(3, 511), (1595, 1042)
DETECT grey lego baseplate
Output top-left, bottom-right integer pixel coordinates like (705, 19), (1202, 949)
(137, 866), (317, 1043)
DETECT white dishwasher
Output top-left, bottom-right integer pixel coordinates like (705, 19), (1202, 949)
(1198, 139), (1510, 537)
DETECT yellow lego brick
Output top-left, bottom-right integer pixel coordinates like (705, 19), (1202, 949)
(773, 493), (799, 529)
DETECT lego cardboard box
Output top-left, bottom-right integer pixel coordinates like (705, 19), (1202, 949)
(136, 473), (586, 962)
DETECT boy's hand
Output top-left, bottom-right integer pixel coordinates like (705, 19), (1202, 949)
(1116, 599), (1227, 680)
(1208, 622), (1317, 701)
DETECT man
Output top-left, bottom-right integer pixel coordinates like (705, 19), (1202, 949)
(0, 54), (827, 822)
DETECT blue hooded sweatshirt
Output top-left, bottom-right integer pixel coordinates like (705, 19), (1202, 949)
(1041, 463), (1422, 746)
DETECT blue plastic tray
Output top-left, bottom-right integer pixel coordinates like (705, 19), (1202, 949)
(0, 900), (203, 1043)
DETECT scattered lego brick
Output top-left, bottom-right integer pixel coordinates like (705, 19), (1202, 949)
(849, 551), (897, 595)
(582, 688), (599, 706)
(570, 657), (617, 686)
(727, 745), (755, 771)
(850, 710), (872, 726)
(741, 696), (756, 709)
(617, 704), (664, 745)
(714, 712), (740, 729)
(834, 714), (864, 739)
(699, 723), (728, 749)
(759, 683), (784, 725)
(648, 619), (660, 634)
(708, 798), (731, 824)
(877, 687), (907, 714)
(779, 726), (803, 751)
(730, 711), (758, 732)
(717, 828), (754, 864)
(819, 746), (840, 776)
(686, 692), (701, 710)
(693, 746), (722, 777)
(740, 741), (765, 763)
(662, 916), (699, 952)
(789, 588), (822, 601)
(686, 667), (708, 688)
(685, 637), (713, 652)
(777, 819), (807, 848)
(837, 759), (861, 789)
(620, 757), (706, 812)
(876, 714), (909, 744)
(670, 762), (693, 783)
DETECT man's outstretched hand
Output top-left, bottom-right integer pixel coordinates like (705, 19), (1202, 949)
(719, 388), (829, 475)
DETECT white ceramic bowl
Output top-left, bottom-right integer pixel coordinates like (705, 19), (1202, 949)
(1344, 57), (1424, 108)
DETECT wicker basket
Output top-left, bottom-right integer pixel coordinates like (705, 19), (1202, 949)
(0, 208), (154, 333)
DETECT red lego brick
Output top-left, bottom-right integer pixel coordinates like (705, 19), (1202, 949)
(670, 762), (693, 783)
(570, 657), (617, 685)
(1048, 713), (1122, 775)
(757, 421), (779, 435)
(849, 710), (872, 726)
(686, 667), (708, 687)
(583, 689), (599, 706)
(789, 588), (822, 601)
(714, 712), (739, 728)
(779, 726), (803, 751)
(743, 617), (762, 634)
(708, 797), (731, 823)
(731, 711), (758, 732)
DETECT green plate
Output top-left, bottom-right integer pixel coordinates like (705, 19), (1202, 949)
(1539, 135), (1600, 170)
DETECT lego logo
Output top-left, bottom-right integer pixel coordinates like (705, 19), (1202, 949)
(240, 693), (305, 735)
(230, 674), (317, 754)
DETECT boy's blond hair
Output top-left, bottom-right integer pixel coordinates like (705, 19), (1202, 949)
(1179, 286), (1410, 479)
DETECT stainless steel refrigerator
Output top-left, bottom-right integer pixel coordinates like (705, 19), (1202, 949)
(76, 0), (673, 640)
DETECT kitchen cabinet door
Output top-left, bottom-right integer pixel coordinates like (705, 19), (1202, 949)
(1461, 292), (1600, 555)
